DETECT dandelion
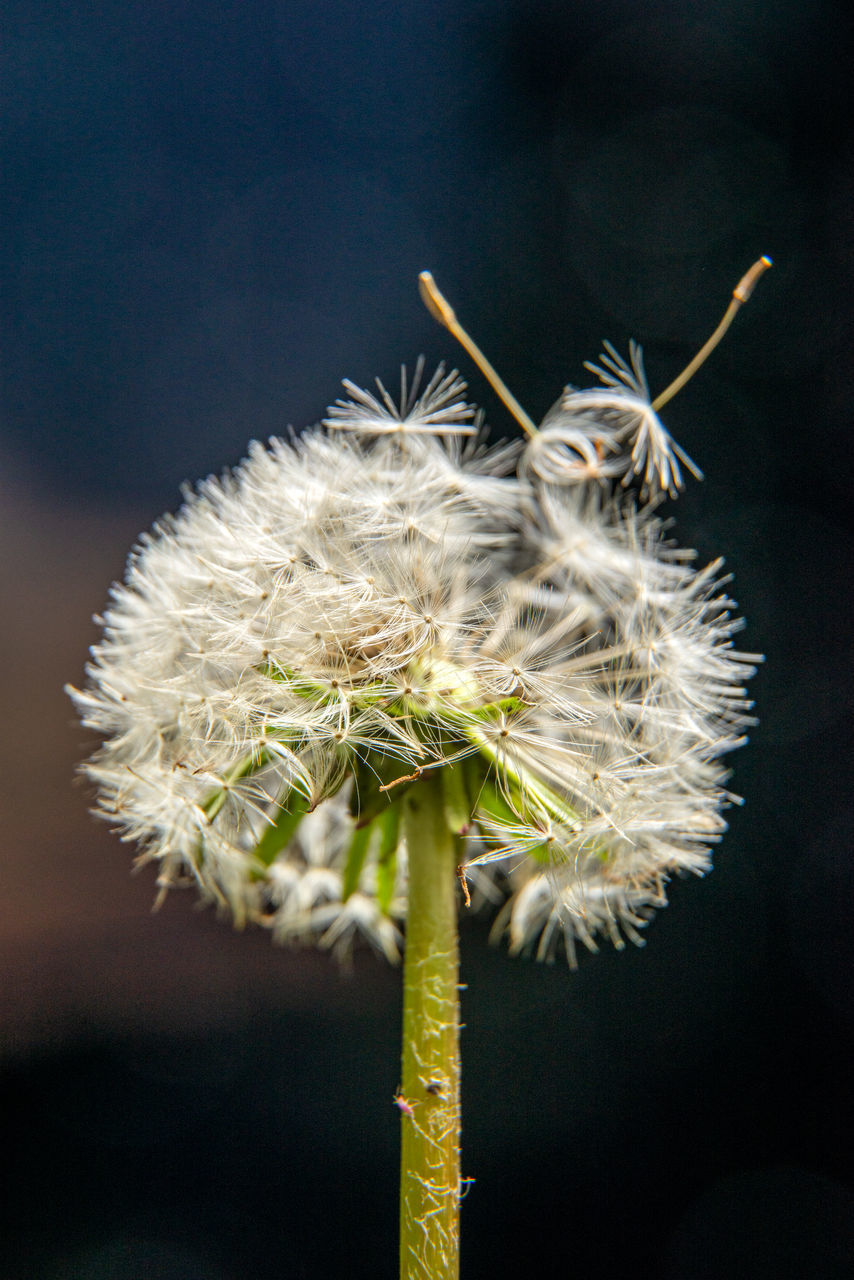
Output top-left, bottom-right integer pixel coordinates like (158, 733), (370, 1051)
(68, 258), (770, 1280)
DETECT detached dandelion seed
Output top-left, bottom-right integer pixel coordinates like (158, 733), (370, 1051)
(68, 258), (769, 1280)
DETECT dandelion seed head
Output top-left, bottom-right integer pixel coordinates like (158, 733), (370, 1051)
(69, 288), (762, 965)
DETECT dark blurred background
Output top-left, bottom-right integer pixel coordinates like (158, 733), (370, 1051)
(2, 1), (852, 1276)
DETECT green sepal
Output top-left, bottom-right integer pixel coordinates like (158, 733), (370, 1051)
(475, 781), (554, 864)
(349, 752), (415, 828)
(473, 778), (521, 828)
(202, 746), (273, 822)
(462, 720), (583, 836)
(252, 789), (312, 870)
(520, 838), (553, 864)
(443, 761), (473, 835)
(375, 805), (401, 915)
(260, 662), (390, 709)
(341, 822), (373, 903)
(471, 695), (527, 720)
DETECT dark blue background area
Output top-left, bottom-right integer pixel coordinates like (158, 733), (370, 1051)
(5, 0), (845, 510)
(2, 2), (852, 1277)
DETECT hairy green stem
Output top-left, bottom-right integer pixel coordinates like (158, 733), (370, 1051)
(399, 769), (461, 1280)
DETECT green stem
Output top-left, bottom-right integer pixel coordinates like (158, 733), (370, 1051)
(399, 769), (461, 1280)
